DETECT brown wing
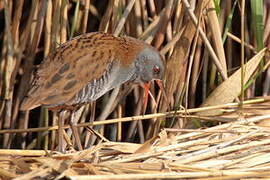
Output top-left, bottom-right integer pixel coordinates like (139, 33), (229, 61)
(20, 33), (119, 110)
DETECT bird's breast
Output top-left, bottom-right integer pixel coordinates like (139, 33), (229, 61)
(69, 60), (136, 105)
(72, 62), (113, 104)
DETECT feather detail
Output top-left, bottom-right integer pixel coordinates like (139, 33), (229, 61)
(20, 32), (145, 110)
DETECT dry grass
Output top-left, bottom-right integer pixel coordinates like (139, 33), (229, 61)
(1, 110), (270, 179)
(1, 0), (270, 179)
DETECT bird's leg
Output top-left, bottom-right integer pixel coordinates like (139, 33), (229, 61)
(70, 110), (83, 151)
(58, 110), (67, 153)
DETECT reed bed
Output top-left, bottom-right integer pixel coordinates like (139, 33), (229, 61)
(1, 97), (270, 179)
(1, 101), (270, 179)
(1, 0), (270, 179)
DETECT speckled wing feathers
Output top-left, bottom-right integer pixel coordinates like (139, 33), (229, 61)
(20, 32), (144, 110)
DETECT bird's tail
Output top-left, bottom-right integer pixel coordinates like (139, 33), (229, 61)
(20, 96), (41, 111)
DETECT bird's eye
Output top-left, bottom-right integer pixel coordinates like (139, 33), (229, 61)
(153, 65), (160, 74)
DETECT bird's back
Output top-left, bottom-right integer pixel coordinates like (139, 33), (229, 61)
(20, 32), (145, 110)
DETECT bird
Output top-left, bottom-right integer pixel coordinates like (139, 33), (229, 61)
(20, 32), (165, 152)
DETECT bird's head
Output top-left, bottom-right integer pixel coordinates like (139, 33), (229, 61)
(133, 46), (170, 112)
(134, 47), (164, 83)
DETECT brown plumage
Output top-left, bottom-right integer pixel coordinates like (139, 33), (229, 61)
(20, 32), (165, 152)
(20, 32), (164, 111)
